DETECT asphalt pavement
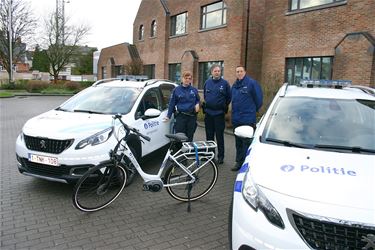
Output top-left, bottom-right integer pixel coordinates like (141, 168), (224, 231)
(0, 96), (238, 250)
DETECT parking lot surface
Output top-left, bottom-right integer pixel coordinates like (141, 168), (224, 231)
(1, 96), (237, 250)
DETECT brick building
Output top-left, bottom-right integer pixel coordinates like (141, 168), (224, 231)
(262, 0), (374, 86)
(133, 0), (265, 88)
(134, 0), (374, 87)
(97, 43), (140, 79)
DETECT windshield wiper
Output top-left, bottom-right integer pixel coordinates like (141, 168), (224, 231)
(55, 107), (68, 111)
(265, 138), (310, 148)
(73, 109), (105, 114)
(313, 144), (375, 154)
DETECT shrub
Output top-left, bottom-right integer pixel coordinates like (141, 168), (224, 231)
(79, 81), (95, 89)
(26, 80), (50, 93)
(63, 81), (80, 91)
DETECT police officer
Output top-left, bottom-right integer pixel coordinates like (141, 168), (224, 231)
(231, 66), (263, 171)
(164, 71), (200, 142)
(203, 65), (231, 164)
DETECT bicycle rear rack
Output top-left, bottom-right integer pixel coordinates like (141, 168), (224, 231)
(181, 141), (217, 153)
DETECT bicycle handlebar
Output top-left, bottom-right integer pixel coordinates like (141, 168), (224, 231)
(114, 114), (151, 142)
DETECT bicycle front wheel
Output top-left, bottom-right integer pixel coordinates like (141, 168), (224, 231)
(164, 157), (218, 202)
(72, 162), (127, 212)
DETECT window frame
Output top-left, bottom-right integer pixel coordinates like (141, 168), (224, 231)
(143, 64), (155, 79)
(285, 56), (333, 85)
(198, 61), (224, 90)
(170, 12), (188, 36)
(168, 63), (181, 83)
(139, 24), (144, 40)
(151, 20), (157, 37)
(288, 0), (345, 11)
(200, 1), (227, 30)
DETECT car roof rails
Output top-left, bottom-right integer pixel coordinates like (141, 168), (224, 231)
(92, 78), (119, 86)
(144, 79), (173, 87)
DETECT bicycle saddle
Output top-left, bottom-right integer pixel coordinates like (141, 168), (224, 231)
(165, 133), (188, 142)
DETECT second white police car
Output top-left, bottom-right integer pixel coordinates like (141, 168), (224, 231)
(15, 78), (177, 184)
(230, 80), (375, 249)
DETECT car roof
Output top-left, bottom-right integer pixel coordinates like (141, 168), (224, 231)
(92, 78), (177, 89)
(281, 84), (375, 100)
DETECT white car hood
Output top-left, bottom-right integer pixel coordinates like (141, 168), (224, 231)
(249, 144), (375, 210)
(22, 110), (116, 139)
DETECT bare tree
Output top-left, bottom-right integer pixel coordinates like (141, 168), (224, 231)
(124, 58), (143, 75)
(41, 11), (89, 83)
(0, 0), (37, 83)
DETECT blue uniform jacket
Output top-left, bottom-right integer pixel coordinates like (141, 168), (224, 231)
(203, 77), (231, 116)
(231, 75), (263, 126)
(167, 84), (200, 118)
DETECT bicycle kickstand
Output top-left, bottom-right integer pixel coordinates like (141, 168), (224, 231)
(187, 183), (192, 213)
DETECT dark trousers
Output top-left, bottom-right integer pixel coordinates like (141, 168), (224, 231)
(233, 124), (256, 164)
(204, 113), (225, 159)
(175, 113), (197, 142)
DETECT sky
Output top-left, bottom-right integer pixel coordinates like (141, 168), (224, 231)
(29, 0), (142, 51)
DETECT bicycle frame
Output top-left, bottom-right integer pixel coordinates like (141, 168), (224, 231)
(119, 140), (215, 187)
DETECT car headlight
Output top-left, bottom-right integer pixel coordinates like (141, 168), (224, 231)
(242, 171), (285, 229)
(75, 127), (113, 149)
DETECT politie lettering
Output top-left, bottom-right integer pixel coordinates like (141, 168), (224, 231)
(300, 165), (356, 176)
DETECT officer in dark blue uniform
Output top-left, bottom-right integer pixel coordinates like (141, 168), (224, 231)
(231, 66), (263, 171)
(203, 65), (231, 164)
(164, 71), (200, 142)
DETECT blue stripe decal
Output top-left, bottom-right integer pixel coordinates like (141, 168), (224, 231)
(246, 148), (252, 156)
(239, 162), (249, 173)
(234, 181), (243, 192)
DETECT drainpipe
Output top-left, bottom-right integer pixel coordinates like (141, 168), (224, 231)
(244, 0), (250, 69)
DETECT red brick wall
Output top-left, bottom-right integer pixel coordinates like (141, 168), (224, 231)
(262, 0), (375, 86)
(333, 33), (374, 86)
(97, 43), (133, 79)
(133, 0), (263, 87)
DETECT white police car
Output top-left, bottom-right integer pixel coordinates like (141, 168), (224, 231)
(15, 78), (177, 184)
(230, 80), (375, 249)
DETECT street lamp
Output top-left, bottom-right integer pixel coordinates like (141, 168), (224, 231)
(8, 0), (13, 83)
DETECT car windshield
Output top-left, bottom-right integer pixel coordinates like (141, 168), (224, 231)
(58, 86), (141, 114)
(262, 97), (375, 152)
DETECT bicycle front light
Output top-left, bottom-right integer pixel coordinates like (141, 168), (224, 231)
(76, 127), (113, 149)
(242, 171), (285, 229)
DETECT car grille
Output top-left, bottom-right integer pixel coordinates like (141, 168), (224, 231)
(24, 134), (74, 154)
(19, 157), (92, 177)
(19, 157), (71, 175)
(289, 210), (375, 250)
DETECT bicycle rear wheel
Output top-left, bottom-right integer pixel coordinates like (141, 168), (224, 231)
(72, 162), (127, 212)
(164, 157), (218, 202)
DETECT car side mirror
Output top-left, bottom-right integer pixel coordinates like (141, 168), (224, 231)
(142, 108), (161, 120)
(234, 126), (254, 139)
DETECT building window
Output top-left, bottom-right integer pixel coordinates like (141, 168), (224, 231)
(143, 64), (155, 79)
(151, 20), (157, 37)
(286, 57), (333, 85)
(139, 25), (144, 40)
(112, 65), (124, 78)
(198, 61), (224, 89)
(170, 12), (187, 36)
(168, 63), (181, 82)
(289, 0), (345, 11)
(101, 66), (107, 79)
(201, 1), (227, 30)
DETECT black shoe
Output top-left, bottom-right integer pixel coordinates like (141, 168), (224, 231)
(231, 162), (241, 171)
(217, 157), (224, 164)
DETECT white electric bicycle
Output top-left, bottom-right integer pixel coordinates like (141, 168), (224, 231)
(72, 114), (218, 212)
